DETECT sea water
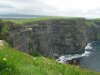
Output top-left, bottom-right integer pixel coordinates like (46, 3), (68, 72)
(57, 41), (100, 72)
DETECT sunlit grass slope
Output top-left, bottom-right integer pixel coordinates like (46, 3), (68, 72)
(0, 43), (100, 75)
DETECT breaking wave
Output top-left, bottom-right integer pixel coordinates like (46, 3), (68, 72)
(57, 51), (91, 63)
(85, 42), (92, 50)
(57, 42), (93, 63)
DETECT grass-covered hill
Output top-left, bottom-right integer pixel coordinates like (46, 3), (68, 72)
(0, 42), (100, 75)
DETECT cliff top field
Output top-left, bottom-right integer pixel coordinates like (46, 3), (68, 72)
(0, 42), (100, 75)
(1, 16), (84, 25)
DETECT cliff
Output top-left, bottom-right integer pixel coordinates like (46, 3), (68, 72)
(0, 18), (100, 58)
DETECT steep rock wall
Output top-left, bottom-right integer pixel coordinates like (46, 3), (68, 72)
(1, 18), (100, 58)
(9, 18), (88, 57)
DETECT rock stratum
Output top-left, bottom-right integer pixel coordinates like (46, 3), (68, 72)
(0, 18), (100, 58)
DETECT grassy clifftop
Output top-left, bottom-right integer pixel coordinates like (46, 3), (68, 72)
(2, 16), (84, 24)
(0, 43), (99, 75)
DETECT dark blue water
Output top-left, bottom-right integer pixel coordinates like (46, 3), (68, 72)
(80, 41), (100, 72)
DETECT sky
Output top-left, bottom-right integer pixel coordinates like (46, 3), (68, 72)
(0, 0), (100, 18)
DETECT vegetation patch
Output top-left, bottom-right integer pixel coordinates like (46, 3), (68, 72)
(0, 43), (99, 75)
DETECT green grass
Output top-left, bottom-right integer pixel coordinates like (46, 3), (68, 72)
(1, 16), (84, 25)
(90, 18), (100, 21)
(0, 43), (100, 75)
(1, 17), (59, 24)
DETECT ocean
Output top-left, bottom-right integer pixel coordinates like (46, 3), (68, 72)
(80, 41), (100, 72)
(57, 41), (100, 72)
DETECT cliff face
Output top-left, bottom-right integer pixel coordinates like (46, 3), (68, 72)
(0, 18), (100, 58)
(8, 18), (88, 57)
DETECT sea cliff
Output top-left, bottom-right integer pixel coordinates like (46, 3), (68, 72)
(0, 18), (100, 57)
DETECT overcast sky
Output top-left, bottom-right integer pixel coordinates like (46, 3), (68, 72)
(0, 0), (100, 18)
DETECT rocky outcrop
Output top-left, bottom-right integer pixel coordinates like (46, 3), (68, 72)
(0, 18), (100, 58)
(0, 40), (4, 49)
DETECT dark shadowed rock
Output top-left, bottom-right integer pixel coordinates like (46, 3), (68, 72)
(1, 18), (100, 58)
(9, 18), (88, 57)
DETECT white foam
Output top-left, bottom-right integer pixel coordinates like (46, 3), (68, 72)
(57, 56), (66, 63)
(57, 51), (91, 63)
(57, 42), (93, 63)
(85, 43), (92, 50)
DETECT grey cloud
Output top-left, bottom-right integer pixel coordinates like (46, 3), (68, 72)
(0, 0), (60, 15)
(1, 0), (100, 18)
(0, 3), (14, 8)
(9, 0), (43, 3)
(88, 9), (100, 14)
(76, 8), (100, 18)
